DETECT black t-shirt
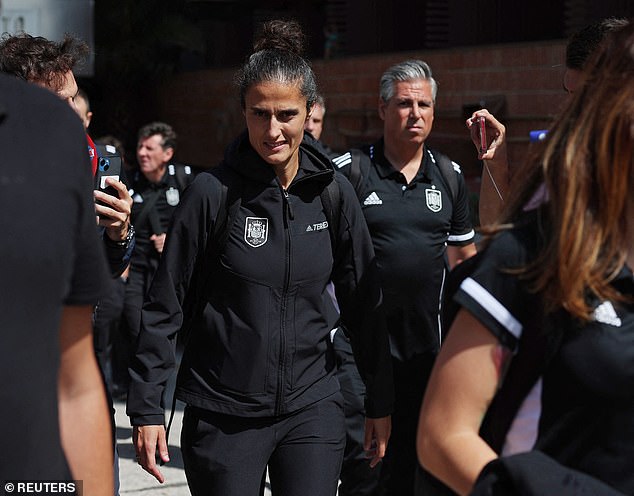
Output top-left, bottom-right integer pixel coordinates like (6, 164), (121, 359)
(337, 140), (474, 359)
(455, 212), (634, 493)
(0, 75), (108, 480)
(129, 164), (194, 261)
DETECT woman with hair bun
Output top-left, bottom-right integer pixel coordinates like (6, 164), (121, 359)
(126, 19), (393, 496)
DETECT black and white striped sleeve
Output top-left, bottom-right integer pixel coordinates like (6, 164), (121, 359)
(453, 229), (539, 350)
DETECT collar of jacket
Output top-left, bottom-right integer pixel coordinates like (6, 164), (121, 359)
(223, 130), (335, 188)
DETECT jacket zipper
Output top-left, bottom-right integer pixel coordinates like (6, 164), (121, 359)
(276, 187), (293, 415)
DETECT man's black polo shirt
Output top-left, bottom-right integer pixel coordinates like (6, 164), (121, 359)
(336, 139), (474, 360)
(129, 163), (193, 262)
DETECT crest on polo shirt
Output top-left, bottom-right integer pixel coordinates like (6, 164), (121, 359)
(244, 217), (269, 247)
(166, 187), (180, 206)
(425, 186), (442, 212)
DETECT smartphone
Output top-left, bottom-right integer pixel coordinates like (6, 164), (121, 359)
(478, 116), (487, 155)
(94, 144), (122, 199)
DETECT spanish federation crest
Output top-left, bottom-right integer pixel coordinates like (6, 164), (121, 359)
(425, 186), (442, 212)
(244, 217), (269, 247)
(165, 187), (180, 206)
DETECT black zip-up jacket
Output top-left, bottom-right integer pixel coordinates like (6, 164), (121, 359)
(127, 132), (394, 424)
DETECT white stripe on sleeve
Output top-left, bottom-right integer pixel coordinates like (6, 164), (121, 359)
(460, 277), (523, 339)
(448, 229), (475, 243)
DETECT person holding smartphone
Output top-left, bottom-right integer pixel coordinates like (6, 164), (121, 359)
(0, 32), (135, 277)
(0, 32), (136, 496)
(469, 17), (629, 227)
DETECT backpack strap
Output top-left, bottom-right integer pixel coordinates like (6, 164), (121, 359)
(166, 167), (241, 444)
(302, 143), (345, 258)
(171, 163), (195, 192)
(209, 183), (242, 260)
(428, 148), (459, 205)
(347, 149), (364, 197)
(332, 148), (366, 201)
(319, 177), (341, 258)
(179, 167), (242, 344)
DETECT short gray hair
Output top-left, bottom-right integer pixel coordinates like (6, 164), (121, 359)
(379, 59), (438, 103)
(314, 94), (326, 114)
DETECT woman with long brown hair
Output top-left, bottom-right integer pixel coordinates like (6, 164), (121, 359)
(417, 20), (634, 495)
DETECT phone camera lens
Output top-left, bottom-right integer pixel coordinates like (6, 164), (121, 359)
(99, 158), (110, 171)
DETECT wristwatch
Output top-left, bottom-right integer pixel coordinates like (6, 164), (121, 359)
(105, 223), (135, 248)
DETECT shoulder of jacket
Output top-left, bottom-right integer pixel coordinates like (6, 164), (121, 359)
(206, 162), (241, 184)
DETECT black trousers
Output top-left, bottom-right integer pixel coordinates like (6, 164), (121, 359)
(335, 328), (436, 496)
(181, 393), (345, 496)
(333, 329), (381, 496)
(378, 353), (435, 496)
(93, 276), (127, 394)
(119, 256), (160, 392)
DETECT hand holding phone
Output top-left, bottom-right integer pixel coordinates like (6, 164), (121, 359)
(466, 110), (507, 164)
(95, 144), (122, 199)
(93, 150), (132, 239)
(478, 115), (487, 155)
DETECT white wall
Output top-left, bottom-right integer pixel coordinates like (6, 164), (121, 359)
(0, 0), (94, 76)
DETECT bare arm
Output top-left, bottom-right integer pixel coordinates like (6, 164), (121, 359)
(447, 243), (477, 270)
(417, 309), (510, 495)
(58, 305), (113, 496)
(466, 110), (510, 226)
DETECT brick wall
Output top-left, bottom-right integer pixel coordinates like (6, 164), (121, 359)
(154, 38), (567, 193)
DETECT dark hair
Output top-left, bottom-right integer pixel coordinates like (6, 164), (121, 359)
(499, 21), (634, 320)
(565, 17), (629, 70)
(137, 122), (177, 151)
(76, 87), (90, 109)
(0, 33), (89, 92)
(235, 19), (317, 112)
